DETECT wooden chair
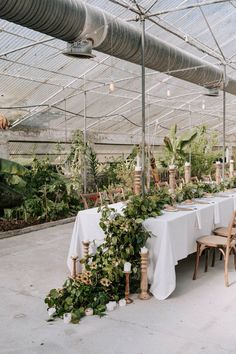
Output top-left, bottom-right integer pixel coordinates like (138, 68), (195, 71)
(107, 187), (125, 204)
(176, 177), (185, 187)
(201, 174), (212, 183)
(193, 211), (236, 286)
(157, 181), (169, 188)
(80, 192), (103, 209)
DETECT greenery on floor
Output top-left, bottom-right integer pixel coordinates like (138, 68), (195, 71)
(44, 188), (171, 323)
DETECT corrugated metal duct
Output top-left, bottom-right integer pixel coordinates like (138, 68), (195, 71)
(0, 0), (235, 94)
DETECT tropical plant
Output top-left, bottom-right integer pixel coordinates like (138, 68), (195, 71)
(189, 126), (221, 179)
(163, 124), (197, 166)
(0, 158), (28, 212)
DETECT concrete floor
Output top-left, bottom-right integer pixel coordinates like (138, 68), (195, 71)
(0, 224), (236, 354)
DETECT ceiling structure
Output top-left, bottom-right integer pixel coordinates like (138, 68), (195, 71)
(0, 0), (236, 149)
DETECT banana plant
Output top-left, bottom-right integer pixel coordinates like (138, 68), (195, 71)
(163, 124), (197, 165)
(0, 158), (28, 212)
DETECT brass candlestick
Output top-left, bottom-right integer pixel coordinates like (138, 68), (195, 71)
(124, 272), (133, 304)
(71, 255), (78, 279)
(139, 251), (151, 300)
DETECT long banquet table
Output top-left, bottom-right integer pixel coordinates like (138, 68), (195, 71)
(67, 191), (236, 300)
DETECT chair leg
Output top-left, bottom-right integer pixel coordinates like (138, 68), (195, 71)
(219, 252), (223, 261)
(193, 242), (201, 280)
(204, 249), (208, 273)
(224, 247), (229, 287)
(211, 248), (216, 267)
(234, 252), (236, 271)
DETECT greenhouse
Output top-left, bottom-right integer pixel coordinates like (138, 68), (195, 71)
(1, 0), (236, 353)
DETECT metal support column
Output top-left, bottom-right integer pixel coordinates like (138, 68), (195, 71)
(83, 90), (87, 193)
(141, 16), (146, 197)
(222, 65), (226, 180)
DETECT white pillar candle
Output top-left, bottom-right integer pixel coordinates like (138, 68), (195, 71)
(106, 302), (116, 312)
(169, 164), (176, 170)
(185, 162), (191, 167)
(83, 239), (89, 243)
(85, 308), (93, 316)
(124, 262), (131, 272)
(140, 247), (148, 254)
(63, 313), (71, 324)
(118, 299), (126, 307)
(47, 307), (56, 318)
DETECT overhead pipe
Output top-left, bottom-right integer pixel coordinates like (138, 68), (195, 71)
(0, 0), (236, 94)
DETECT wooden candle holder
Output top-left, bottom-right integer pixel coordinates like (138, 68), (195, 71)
(184, 163), (191, 184)
(139, 251), (151, 300)
(71, 255), (78, 279)
(169, 165), (176, 193)
(124, 272), (133, 304)
(82, 240), (90, 258)
(134, 167), (142, 195)
(215, 162), (221, 185)
(230, 160), (234, 179)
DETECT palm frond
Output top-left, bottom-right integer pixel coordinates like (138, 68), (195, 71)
(163, 137), (173, 153)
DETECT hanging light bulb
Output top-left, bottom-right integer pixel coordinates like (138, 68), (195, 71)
(109, 81), (115, 93)
(166, 87), (171, 97)
(202, 100), (205, 110)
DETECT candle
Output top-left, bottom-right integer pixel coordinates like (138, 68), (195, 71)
(63, 313), (71, 324)
(185, 162), (190, 167)
(85, 308), (93, 316)
(47, 307), (56, 318)
(124, 262), (131, 272)
(230, 159), (234, 163)
(83, 239), (89, 244)
(141, 247), (148, 254)
(216, 161), (221, 165)
(106, 301), (116, 311)
(169, 164), (176, 170)
(118, 299), (126, 307)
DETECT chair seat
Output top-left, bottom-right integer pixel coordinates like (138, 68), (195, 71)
(214, 227), (236, 237)
(197, 234), (228, 247)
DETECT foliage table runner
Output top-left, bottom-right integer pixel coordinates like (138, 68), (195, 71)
(67, 194), (236, 300)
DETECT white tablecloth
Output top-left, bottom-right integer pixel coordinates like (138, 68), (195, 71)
(67, 194), (236, 300)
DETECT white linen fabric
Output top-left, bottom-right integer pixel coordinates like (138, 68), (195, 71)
(67, 194), (236, 300)
(67, 202), (125, 272)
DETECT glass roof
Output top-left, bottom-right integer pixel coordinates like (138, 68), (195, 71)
(0, 0), (236, 144)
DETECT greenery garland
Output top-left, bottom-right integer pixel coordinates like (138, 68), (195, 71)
(44, 188), (171, 323)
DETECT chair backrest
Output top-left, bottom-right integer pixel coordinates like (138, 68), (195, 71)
(191, 176), (199, 183)
(176, 177), (184, 186)
(80, 192), (103, 209)
(157, 181), (169, 188)
(202, 174), (212, 182)
(107, 187), (125, 204)
(226, 211), (236, 244)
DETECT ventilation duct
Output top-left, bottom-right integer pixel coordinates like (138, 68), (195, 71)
(0, 0), (236, 95)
